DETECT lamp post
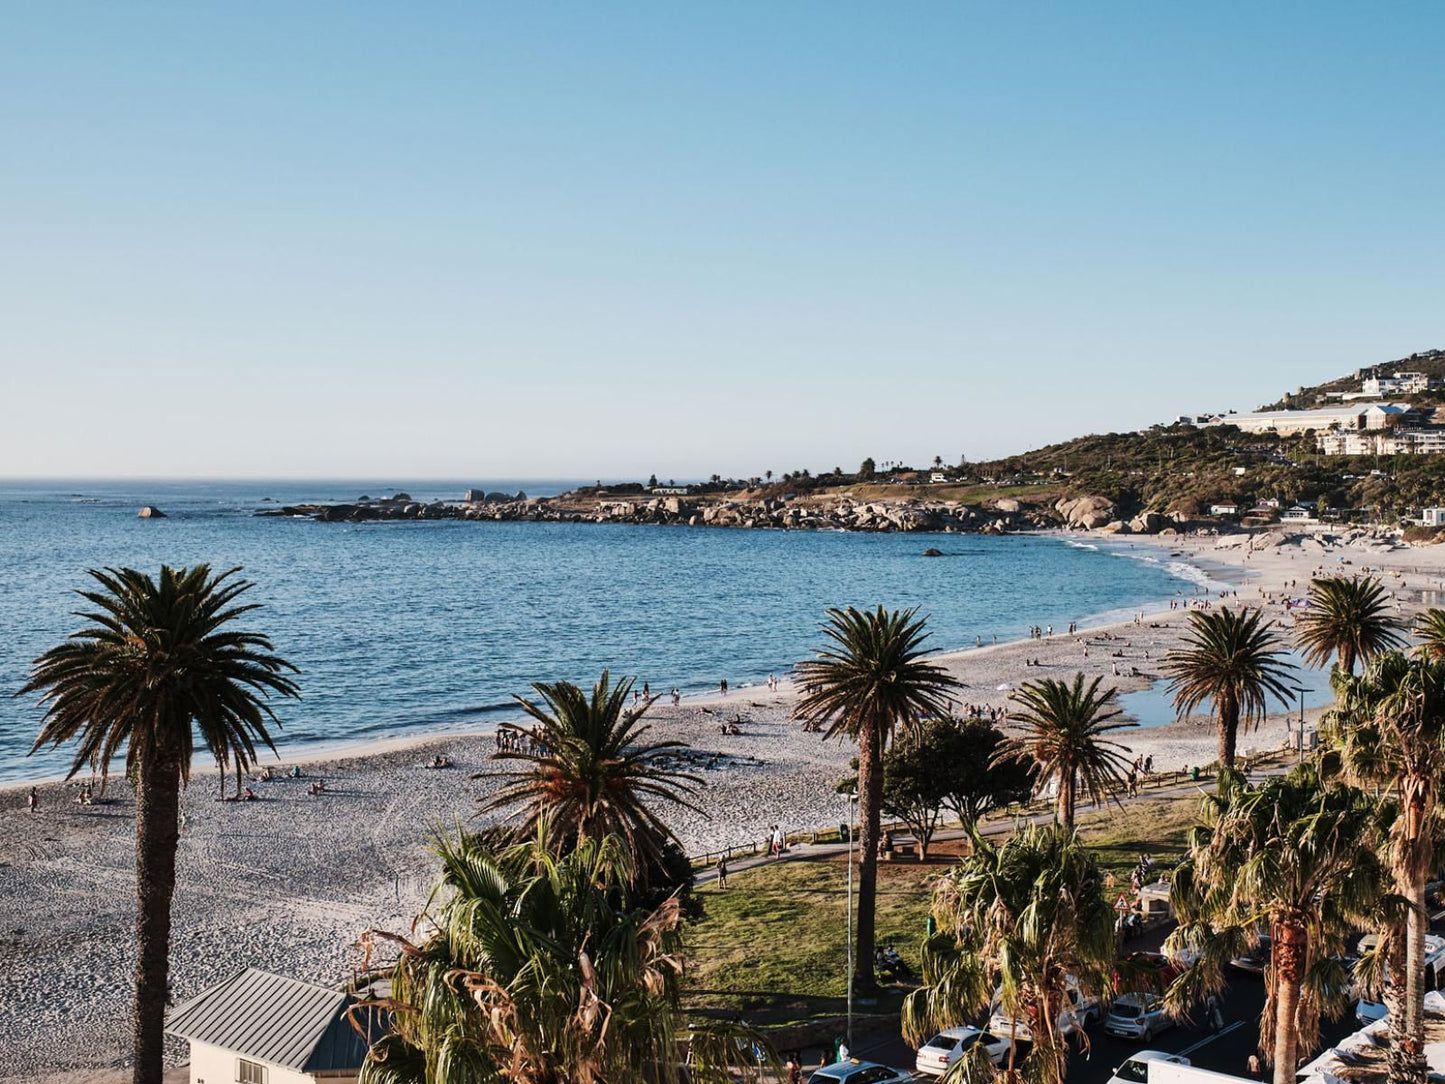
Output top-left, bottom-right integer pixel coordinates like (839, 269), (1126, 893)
(1294, 686), (1307, 764)
(846, 789), (857, 1051)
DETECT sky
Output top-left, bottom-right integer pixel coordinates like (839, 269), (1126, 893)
(2, 3), (1443, 480)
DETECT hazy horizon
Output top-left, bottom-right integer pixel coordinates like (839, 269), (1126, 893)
(4, 4), (1442, 478)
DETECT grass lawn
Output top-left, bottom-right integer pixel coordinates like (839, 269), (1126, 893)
(682, 793), (1203, 1023)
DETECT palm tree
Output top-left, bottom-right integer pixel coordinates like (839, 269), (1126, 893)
(356, 829), (769, 1084)
(794, 606), (959, 991)
(1330, 651), (1445, 1084)
(1166, 767), (1393, 1084)
(1163, 607), (1297, 769)
(902, 824), (1117, 1084)
(479, 671), (701, 867)
(1413, 608), (1445, 661)
(1297, 574), (1405, 675)
(995, 673), (1135, 828)
(21, 566), (298, 1084)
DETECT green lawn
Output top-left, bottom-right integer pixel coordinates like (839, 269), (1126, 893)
(682, 794), (1203, 1022)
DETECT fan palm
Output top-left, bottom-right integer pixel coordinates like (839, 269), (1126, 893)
(902, 824), (1117, 1084)
(1163, 607), (1297, 769)
(479, 671), (701, 866)
(1165, 767), (1393, 1084)
(1330, 651), (1445, 1084)
(1297, 575), (1405, 676)
(355, 829), (769, 1084)
(995, 673), (1135, 829)
(1413, 609), (1445, 661)
(20, 565), (298, 1084)
(793, 606), (959, 991)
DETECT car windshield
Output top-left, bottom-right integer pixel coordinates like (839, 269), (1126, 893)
(926, 1036), (958, 1050)
(1118, 1060), (1152, 1084)
(1111, 1004), (1143, 1019)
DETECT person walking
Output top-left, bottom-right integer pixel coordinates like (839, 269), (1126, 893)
(27, 786), (38, 813)
(786, 1052), (803, 1084)
(716, 856), (728, 890)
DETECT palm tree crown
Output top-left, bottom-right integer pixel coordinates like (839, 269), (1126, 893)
(23, 565), (299, 785)
(20, 565), (298, 1084)
(1296, 574), (1405, 675)
(1166, 767), (1391, 1084)
(1413, 608), (1445, 661)
(479, 671), (701, 863)
(357, 829), (768, 1084)
(794, 605), (959, 991)
(1163, 606), (1297, 769)
(903, 824), (1117, 1084)
(997, 673), (1135, 828)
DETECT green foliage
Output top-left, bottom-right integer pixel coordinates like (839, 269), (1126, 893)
(903, 825), (1118, 1084)
(931, 717), (1033, 829)
(1296, 575), (1406, 675)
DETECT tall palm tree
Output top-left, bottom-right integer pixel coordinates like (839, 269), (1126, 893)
(479, 671), (701, 866)
(1297, 574), (1405, 676)
(995, 673), (1135, 828)
(1330, 651), (1445, 1084)
(794, 606), (959, 991)
(21, 566), (298, 1084)
(1166, 767), (1393, 1084)
(1412, 608), (1445, 661)
(1163, 607), (1297, 769)
(902, 824), (1117, 1084)
(356, 829), (769, 1084)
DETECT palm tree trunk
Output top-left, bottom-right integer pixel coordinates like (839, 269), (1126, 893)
(854, 721), (882, 992)
(1218, 695), (1239, 770)
(1386, 930), (1412, 1084)
(1401, 871), (1430, 1084)
(1272, 924), (1306, 1084)
(1058, 770), (1075, 830)
(133, 750), (182, 1084)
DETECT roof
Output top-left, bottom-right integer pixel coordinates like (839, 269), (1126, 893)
(165, 968), (372, 1072)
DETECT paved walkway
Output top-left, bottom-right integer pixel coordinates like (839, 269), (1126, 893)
(692, 764), (1289, 886)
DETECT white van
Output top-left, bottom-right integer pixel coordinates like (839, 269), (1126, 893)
(1353, 933), (1445, 1024)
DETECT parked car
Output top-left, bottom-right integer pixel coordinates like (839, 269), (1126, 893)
(915, 1027), (1013, 1077)
(1104, 993), (1175, 1042)
(1229, 933), (1272, 975)
(1107, 1051), (1191, 1084)
(809, 1061), (913, 1084)
(989, 985), (1100, 1042)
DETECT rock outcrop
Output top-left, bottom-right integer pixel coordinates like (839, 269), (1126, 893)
(1055, 495), (1115, 530)
(137, 506), (167, 519)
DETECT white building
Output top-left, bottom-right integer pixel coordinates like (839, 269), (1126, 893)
(1423, 508), (1445, 527)
(1318, 426), (1445, 456)
(1210, 403), (1406, 435)
(1209, 502), (1238, 516)
(1364, 371), (1435, 396)
(166, 969), (373, 1084)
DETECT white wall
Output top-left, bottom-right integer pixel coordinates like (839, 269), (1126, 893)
(187, 1040), (337, 1084)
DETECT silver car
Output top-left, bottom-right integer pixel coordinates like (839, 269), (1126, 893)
(1103, 993), (1174, 1041)
(808, 1061), (913, 1084)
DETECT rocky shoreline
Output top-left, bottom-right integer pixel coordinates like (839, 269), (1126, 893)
(255, 489), (1200, 535)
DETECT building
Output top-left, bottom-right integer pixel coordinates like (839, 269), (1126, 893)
(166, 968), (374, 1084)
(650, 485), (691, 495)
(1317, 425), (1445, 456)
(1208, 502), (1238, 516)
(1282, 506), (1316, 522)
(1208, 403), (1407, 435)
(1363, 371), (1436, 396)
(1423, 508), (1445, 527)
(929, 471), (948, 483)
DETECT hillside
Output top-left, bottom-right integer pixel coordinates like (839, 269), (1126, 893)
(1259, 347), (1445, 410)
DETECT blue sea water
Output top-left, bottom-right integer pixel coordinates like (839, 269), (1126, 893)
(0, 480), (1220, 783)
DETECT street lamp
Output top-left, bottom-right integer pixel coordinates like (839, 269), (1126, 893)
(846, 789), (857, 1051)
(1293, 686), (1308, 764)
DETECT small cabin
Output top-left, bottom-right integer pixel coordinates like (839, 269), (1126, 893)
(166, 968), (374, 1084)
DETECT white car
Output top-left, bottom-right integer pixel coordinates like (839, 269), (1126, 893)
(1107, 1051), (1191, 1084)
(989, 986), (1100, 1042)
(1104, 993), (1175, 1041)
(915, 1027), (1013, 1077)
(808, 1060), (913, 1084)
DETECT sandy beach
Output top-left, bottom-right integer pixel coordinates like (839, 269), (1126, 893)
(7, 525), (1445, 1081)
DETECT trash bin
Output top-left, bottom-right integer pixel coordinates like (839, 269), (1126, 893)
(1190, 766), (1200, 782)
(839, 823), (850, 842)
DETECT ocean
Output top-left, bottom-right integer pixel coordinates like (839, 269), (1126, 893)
(0, 479), (1219, 783)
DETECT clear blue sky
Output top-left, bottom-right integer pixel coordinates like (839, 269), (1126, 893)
(3, 2), (1442, 479)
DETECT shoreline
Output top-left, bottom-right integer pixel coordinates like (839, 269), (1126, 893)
(0, 530), (1237, 795)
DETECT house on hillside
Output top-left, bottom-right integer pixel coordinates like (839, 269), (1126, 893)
(1208, 502), (1238, 516)
(166, 968), (376, 1084)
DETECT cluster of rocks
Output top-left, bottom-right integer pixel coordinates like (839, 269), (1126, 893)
(1054, 495), (1180, 536)
(1216, 527), (1403, 554)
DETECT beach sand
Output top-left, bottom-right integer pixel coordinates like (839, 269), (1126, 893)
(6, 525), (1445, 1081)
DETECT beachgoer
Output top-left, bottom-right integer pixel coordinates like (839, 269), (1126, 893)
(27, 786), (38, 813)
(716, 856), (728, 890)
(243, 787), (258, 801)
(720, 678), (728, 695)
(643, 682), (650, 699)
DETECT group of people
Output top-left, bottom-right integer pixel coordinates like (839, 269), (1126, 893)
(958, 702), (1003, 722)
(1027, 624), (1054, 639)
(494, 729), (546, 756)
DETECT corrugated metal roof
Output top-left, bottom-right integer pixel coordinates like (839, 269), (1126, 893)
(165, 968), (371, 1072)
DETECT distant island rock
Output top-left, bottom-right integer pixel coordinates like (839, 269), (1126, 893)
(137, 506), (167, 519)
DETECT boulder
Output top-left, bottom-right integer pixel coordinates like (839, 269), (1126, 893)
(1055, 495), (1115, 529)
(1098, 520), (1132, 535)
(1215, 533), (1250, 549)
(995, 498), (1021, 513)
(137, 506), (167, 519)
(923, 548), (944, 557)
(1128, 511), (1167, 534)
(464, 489), (486, 502)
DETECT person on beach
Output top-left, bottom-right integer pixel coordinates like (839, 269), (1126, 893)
(672, 688), (681, 706)
(27, 786), (38, 813)
(720, 678), (728, 695)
